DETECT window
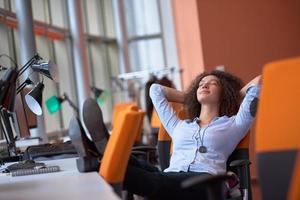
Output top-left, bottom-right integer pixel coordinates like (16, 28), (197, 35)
(122, 0), (166, 72)
(112, 0), (180, 111)
(113, 0), (180, 81)
(81, 0), (117, 122)
(0, 0), (118, 133)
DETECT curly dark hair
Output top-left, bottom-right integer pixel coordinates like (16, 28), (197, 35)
(184, 70), (243, 119)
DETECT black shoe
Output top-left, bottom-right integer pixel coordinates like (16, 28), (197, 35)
(69, 117), (100, 172)
(82, 98), (109, 156)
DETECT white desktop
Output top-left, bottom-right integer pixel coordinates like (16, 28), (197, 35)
(0, 157), (120, 200)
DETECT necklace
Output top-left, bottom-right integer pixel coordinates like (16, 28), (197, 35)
(197, 122), (211, 153)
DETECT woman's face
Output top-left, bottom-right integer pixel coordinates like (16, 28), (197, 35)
(196, 75), (222, 105)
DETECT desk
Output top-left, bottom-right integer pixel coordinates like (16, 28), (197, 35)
(0, 158), (120, 200)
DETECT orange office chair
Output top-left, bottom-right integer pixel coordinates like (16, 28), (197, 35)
(99, 105), (145, 196)
(255, 57), (300, 200)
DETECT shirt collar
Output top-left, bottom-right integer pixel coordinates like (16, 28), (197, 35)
(192, 116), (220, 124)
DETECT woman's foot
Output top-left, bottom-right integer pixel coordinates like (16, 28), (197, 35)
(69, 117), (100, 172)
(82, 98), (109, 156)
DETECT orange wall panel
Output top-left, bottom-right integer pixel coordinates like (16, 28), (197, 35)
(172, 0), (205, 89)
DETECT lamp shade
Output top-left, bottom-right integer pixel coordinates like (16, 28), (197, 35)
(31, 60), (59, 83)
(45, 93), (78, 114)
(91, 86), (103, 98)
(46, 95), (64, 114)
(91, 86), (109, 105)
(25, 82), (44, 115)
(96, 90), (109, 105)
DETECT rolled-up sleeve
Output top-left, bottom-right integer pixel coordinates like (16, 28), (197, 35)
(149, 84), (180, 137)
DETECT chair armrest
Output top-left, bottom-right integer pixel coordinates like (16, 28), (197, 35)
(132, 145), (156, 152)
(182, 174), (231, 188)
(131, 146), (157, 164)
(229, 159), (252, 198)
(229, 159), (251, 168)
(131, 150), (147, 156)
(182, 174), (232, 200)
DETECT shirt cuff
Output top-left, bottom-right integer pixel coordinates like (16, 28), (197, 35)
(149, 83), (166, 100)
(246, 84), (260, 96)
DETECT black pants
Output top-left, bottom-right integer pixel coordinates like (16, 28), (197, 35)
(123, 156), (210, 200)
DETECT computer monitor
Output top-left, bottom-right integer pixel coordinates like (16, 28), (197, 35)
(14, 91), (32, 138)
(0, 108), (18, 157)
(0, 109), (15, 142)
(0, 91), (39, 159)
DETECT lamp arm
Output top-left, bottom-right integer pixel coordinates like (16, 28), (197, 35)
(63, 93), (79, 114)
(16, 78), (33, 94)
(16, 81), (27, 94)
(17, 54), (41, 76)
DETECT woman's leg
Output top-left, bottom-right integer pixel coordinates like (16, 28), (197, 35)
(123, 156), (162, 197)
(150, 172), (210, 200)
(124, 157), (210, 199)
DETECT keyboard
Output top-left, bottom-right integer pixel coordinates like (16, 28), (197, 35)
(7, 160), (45, 171)
(24, 142), (78, 160)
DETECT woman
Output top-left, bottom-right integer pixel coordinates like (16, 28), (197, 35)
(124, 70), (261, 199)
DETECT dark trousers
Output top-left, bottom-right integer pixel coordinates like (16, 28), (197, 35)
(123, 156), (210, 200)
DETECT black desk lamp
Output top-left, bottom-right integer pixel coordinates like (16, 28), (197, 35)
(0, 53), (58, 112)
(0, 53), (58, 158)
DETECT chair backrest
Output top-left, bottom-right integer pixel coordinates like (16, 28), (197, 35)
(149, 109), (163, 145)
(112, 102), (136, 126)
(99, 105), (143, 195)
(135, 111), (145, 143)
(227, 133), (250, 169)
(255, 57), (300, 200)
(112, 102), (143, 142)
(150, 109), (161, 129)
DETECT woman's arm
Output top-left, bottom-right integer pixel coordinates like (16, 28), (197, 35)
(240, 75), (261, 99)
(150, 84), (182, 136)
(161, 86), (185, 103)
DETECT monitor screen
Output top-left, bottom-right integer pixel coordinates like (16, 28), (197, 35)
(14, 91), (32, 138)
